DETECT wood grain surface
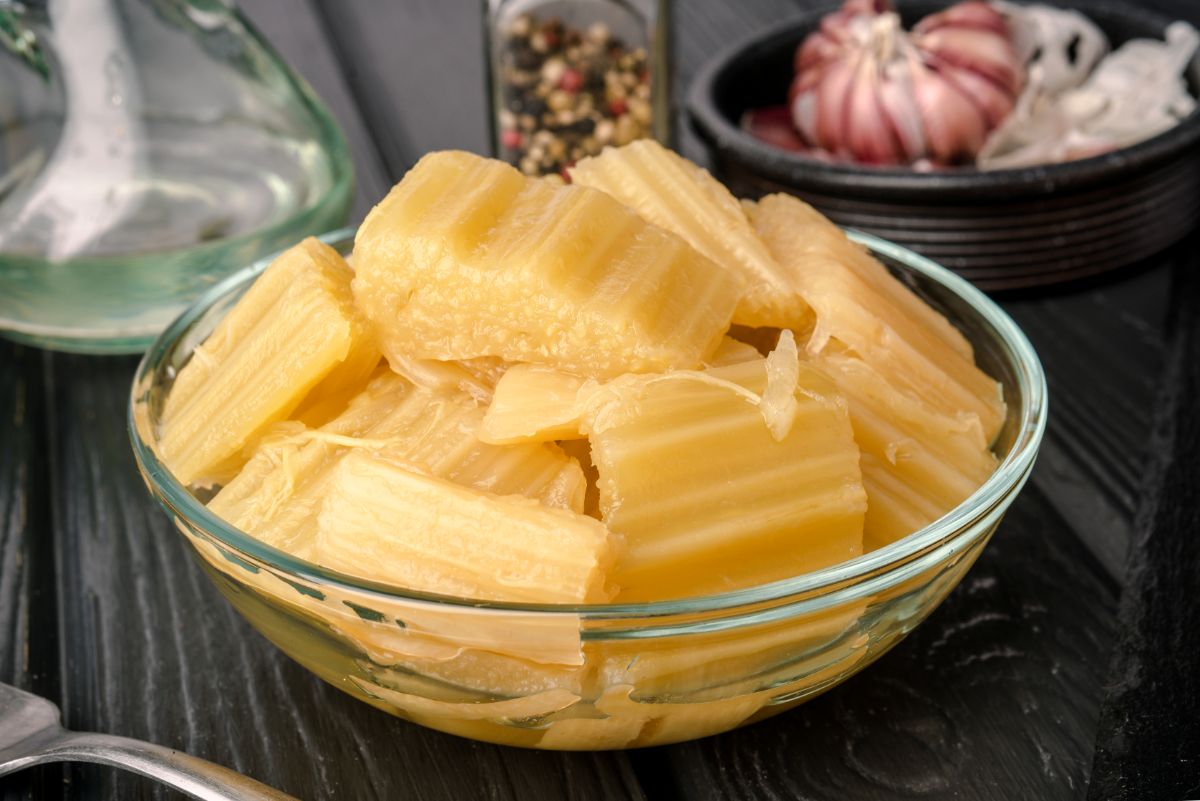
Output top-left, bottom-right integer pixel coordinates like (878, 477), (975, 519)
(310, 0), (490, 182)
(1002, 266), (1169, 580)
(1088, 238), (1200, 801)
(0, 343), (54, 801)
(0, 0), (1197, 799)
(0, 342), (35, 693)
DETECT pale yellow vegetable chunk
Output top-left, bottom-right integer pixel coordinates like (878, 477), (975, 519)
(205, 422), (338, 559)
(315, 450), (614, 603)
(208, 372), (587, 559)
(585, 350), (867, 602)
(160, 238), (375, 487)
(570, 140), (812, 331)
(481, 333), (807, 446)
(813, 353), (998, 550)
(480, 364), (589, 445)
(326, 376), (585, 511)
(748, 193), (1006, 443)
(383, 355), (510, 404)
(705, 336), (764, 367)
(353, 150), (742, 379)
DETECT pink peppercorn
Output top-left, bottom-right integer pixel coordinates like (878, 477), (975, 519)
(501, 128), (524, 150)
(558, 67), (584, 92)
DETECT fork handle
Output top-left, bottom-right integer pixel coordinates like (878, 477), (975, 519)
(20, 731), (298, 801)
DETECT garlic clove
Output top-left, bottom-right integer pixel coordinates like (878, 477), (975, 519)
(933, 60), (1017, 127)
(846, 58), (904, 164)
(790, 85), (819, 145)
(910, 56), (987, 163)
(845, 0), (892, 15)
(877, 60), (928, 162)
(916, 27), (1023, 95)
(788, 61), (822, 102)
(814, 55), (861, 153)
(796, 30), (846, 74)
(914, 1), (1009, 38)
(797, 0), (890, 73)
(743, 106), (809, 153)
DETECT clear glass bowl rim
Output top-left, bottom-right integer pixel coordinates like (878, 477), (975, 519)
(128, 225), (1048, 623)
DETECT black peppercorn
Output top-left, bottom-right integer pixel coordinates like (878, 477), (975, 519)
(513, 48), (540, 71)
(569, 118), (596, 135)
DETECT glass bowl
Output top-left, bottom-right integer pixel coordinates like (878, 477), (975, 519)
(128, 227), (1046, 750)
(0, 0), (353, 354)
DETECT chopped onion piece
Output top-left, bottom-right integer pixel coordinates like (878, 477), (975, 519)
(990, 0), (1107, 93)
(761, 329), (801, 442)
(980, 8), (1198, 170)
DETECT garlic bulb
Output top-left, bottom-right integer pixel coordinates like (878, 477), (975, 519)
(788, 0), (1023, 166)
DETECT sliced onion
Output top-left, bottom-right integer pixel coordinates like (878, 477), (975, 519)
(979, 13), (1199, 169)
(989, 0), (1107, 93)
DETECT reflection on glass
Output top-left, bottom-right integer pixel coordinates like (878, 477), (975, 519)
(0, 0), (352, 353)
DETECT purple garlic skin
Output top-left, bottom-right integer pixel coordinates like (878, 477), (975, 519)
(789, 0), (1023, 166)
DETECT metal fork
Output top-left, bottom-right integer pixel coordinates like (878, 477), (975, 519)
(0, 681), (297, 800)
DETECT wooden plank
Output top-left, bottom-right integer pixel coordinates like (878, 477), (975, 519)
(42, 353), (647, 799)
(1001, 264), (1170, 579)
(237, 0), (392, 221)
(0, 343), (58, 801)
(311, 0), (490, 180)
(0, 344), (36, 694)
(1088, 245), (1200, 800)
(648, 482), (1118, 801)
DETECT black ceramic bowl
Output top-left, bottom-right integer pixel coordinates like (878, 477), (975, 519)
(687, 0), (1200, 290)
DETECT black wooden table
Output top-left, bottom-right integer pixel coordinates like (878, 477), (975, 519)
(2, 1), (1199, 799)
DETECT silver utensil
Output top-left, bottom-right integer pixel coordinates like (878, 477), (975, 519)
(0, 681), (297, 800)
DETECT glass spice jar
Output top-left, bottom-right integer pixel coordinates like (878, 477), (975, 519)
(485, 0), (670, 177)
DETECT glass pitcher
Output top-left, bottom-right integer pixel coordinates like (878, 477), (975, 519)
(0, 0), (352, 353)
